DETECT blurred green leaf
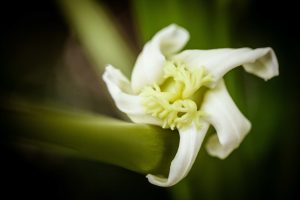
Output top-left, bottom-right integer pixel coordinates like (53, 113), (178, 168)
(132, 0), (233, 48)
(59, 0), (134, 76)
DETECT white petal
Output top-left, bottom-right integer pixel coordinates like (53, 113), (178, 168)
(201, 80), (251, 159)
(131, 24), (189, 93)
(102, 65), (162, 126)
(174, 47), (279, 86)
(243, 48), (279, 80)
(146, 121), (209, 187)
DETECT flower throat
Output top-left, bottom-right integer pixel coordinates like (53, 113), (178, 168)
(140, 61), (213, 130)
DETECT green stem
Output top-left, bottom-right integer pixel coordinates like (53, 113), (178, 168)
(2, 101), (178, 175)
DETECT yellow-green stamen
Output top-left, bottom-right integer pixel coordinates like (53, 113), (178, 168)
(140, 61), (213, 130)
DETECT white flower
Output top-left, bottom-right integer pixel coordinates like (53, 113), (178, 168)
(102, 24), (279, 187)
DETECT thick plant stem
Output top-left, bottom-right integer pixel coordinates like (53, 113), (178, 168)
(2, 101), (178, 175)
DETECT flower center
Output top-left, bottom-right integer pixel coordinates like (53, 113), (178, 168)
(140, 61), (213, 130)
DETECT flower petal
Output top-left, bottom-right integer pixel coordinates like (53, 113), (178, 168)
(102, 65), (162, 126)
(146, 121), (209, 187)
(174, 47), (279, 86)
(131, 24), (190, 93)
(201, 80), (251, 159)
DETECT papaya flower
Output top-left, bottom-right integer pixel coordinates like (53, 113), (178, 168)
(102, 24), (279, 187)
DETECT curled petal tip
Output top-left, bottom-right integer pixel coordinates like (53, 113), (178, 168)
(243, 47), (279, 81)
(146, 122), (209, 187)
(202, 80), (252, 159)
(131, 24), (190, 93)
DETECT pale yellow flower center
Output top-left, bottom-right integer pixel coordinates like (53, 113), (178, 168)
(140, 61), (213, 130)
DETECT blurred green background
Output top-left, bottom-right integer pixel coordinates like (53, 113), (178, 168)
(1, 0), (299, 199)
